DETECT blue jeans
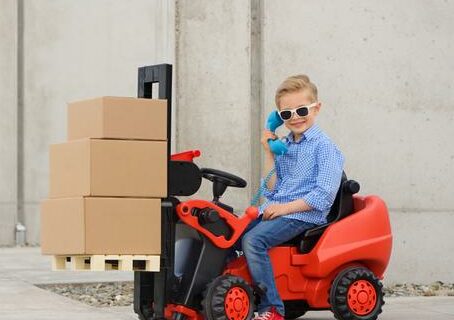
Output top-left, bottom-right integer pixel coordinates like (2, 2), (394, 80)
(239, 216), (315, 315)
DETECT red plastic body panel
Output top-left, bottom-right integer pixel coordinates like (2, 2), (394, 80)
(165, 304), (203, 320)
(293, 195), (392, 278)
(176, 201), (259, 249)
(223, 195), (392, 309)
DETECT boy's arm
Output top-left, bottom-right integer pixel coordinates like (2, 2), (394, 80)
(263, 150), (276, 190)
(301, 142), (344, 212)
(263, 198), (312, 220)
(261, 129), (278, 191)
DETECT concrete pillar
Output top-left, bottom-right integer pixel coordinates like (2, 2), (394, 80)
(175, 0), (260, 212)
(22, 0), (175, 244)
(0, 0), (18, 246)
(262, 0), (454, 283)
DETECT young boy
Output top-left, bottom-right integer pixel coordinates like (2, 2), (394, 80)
(243, 74), (344, 320)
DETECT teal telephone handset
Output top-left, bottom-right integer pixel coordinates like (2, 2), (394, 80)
(266, 111), (288, 155)
(250, 111), (286, 205)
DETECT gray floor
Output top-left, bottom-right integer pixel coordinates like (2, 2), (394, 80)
(0, 247), (453, 320)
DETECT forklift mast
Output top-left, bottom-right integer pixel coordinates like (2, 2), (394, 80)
(134, 64), (202, 320)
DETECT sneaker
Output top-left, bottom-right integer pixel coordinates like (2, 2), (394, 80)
(253, 307), (284, 320)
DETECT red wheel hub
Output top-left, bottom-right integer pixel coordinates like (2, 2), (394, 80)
(224, 287), (250, 320)
(347, 280), (377, 316)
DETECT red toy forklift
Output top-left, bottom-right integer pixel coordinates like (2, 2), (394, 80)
(134, 64), (392, 320)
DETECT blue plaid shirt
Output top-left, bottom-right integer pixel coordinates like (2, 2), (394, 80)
(259, 124), (344, 225)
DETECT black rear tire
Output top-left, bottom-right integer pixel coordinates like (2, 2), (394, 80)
(329, 267), (384, 320)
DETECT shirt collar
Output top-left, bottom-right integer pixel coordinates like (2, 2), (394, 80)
(285, 124), (321, 144)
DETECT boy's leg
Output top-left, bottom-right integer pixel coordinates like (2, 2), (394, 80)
(242, 217), (315, 316)
(227, 215), (262, 260)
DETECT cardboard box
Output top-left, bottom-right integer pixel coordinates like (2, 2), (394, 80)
(49, 139), (167, 198)
(41, 197), (161, 255)
(68, 96), (167, 141)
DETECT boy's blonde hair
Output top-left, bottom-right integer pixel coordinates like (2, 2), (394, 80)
(275, 74), (318, 108)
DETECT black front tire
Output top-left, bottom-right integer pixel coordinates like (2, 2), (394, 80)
(329, 267), (384, 320)
(202, 275), (254, 320)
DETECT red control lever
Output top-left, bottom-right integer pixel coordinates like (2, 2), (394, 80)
(176, 200), (258, 249)
(171, 150), (201, 162)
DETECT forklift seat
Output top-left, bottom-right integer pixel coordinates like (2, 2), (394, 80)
(284, 172), (360, 253)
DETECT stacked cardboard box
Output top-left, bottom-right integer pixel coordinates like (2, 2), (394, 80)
(41, 97), (167, 258)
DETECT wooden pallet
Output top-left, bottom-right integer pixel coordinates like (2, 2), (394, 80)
(52, 254), (160, 272)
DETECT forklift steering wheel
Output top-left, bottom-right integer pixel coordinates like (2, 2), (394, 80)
(201, 168), (247, 188)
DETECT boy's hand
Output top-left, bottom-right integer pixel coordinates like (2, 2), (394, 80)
(263, 203), (288, 220)
(261, 129), (278, 154)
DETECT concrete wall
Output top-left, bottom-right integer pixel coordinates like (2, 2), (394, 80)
(0, 0), (18, 245)
(175, 0), (454, 283)
(261, 0), (454, 284)
(1, 0), (453, 283)
(19, 0), (175, 244)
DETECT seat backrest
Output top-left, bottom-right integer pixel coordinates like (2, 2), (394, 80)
(280, 171), (360, 251)
(327, 171), (360, 223)
(296, 172), (361, 253)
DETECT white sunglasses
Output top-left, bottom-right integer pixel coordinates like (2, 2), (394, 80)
(278, 103), (318, 121)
